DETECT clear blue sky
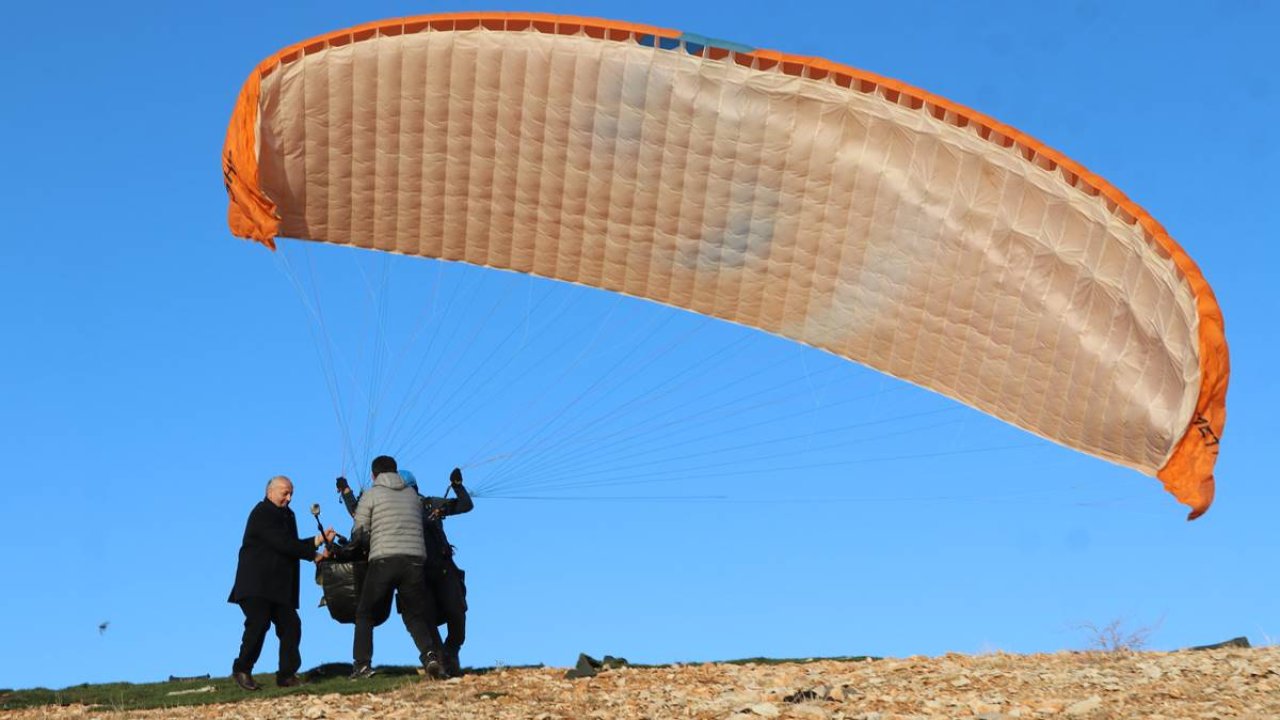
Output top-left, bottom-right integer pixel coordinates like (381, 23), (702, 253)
(1, 1), (1276, 691)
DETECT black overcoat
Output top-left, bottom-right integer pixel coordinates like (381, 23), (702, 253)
(228, 499), (317, 608)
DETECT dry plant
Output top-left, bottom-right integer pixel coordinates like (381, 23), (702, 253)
(1076, 617), (1162, 652)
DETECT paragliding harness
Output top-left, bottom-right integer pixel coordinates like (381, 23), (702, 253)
(424, 493), (469, 614)
(312, 499), (392, 626)
(312, 487), (467, 626)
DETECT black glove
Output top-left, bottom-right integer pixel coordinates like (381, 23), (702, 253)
(450, 468), (463, 486)
(336, 476), (350, 493)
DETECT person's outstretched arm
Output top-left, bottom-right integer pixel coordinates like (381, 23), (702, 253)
(336, 476), (360, 517)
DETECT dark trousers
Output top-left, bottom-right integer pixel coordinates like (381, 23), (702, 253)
(232, 598), (301, 679)
(426, 565), (467, 660)
(354, 556), (442, 666)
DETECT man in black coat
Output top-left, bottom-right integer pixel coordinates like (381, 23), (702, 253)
(228, 475), (334, 691)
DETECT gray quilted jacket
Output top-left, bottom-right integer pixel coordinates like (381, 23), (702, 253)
(352, 472), (426, 560)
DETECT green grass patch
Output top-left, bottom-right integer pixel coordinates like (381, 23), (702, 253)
(0, 663), (527, 712)
(0, 656), (874, 711)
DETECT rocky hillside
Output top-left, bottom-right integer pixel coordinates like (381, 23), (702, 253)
(5, 646), (1278, 719)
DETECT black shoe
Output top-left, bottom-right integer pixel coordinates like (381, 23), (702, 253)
(348, 664), (376, 680)
(232, 671), (261, 691)
(276, 675), (307, 688)
(423, 653), (445, 680)
(443, 651), (463, 678)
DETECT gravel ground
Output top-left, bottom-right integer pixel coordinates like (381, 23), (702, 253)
(5, 646), (1278, 719)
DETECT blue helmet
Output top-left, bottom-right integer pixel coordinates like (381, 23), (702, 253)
(401, 470), (418, 491)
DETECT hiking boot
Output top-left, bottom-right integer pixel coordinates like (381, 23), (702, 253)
(443, 650), (463, 678)
(348, 663), (376, 680)
(276, 675), (307, 688)
(423, 652), (446, 680)
(232, 671), (261, 691)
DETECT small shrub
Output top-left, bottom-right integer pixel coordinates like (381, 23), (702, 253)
(1076, 617), (1160, 652)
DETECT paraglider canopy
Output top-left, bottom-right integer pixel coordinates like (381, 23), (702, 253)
(223, 12), (1226, 518)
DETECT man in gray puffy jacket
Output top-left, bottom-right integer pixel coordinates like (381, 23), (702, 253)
(348, 455), (446, 680)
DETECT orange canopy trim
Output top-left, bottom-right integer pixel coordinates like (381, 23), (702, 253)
(222, 68), (276, 248)
(222, 11), (1227, 517)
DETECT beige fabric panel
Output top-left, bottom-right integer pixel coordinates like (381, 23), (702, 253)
(255, 29), (1201, 475)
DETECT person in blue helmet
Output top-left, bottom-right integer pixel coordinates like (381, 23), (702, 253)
(402, 467), (472, 678)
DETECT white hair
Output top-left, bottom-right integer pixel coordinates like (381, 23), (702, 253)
(265, 475), (292, 493)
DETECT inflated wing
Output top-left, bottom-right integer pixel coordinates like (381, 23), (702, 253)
(223, 13), (1227, 518)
